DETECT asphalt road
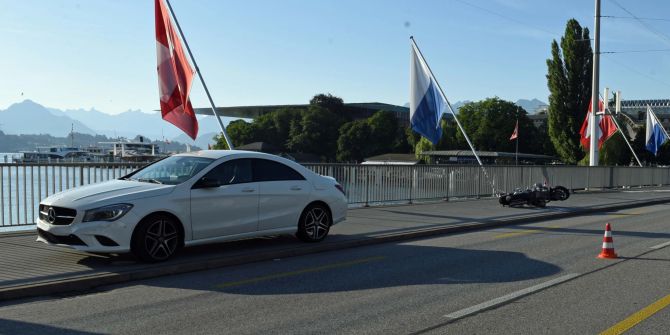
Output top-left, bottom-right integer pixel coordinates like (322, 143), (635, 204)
(2, 203), (670, 334)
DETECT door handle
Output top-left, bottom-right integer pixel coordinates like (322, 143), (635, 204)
(241, 188), (255, 193)
(290, 186), (302, 191)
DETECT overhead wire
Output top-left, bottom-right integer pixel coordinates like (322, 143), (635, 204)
(452, 0), (561, 39)
(601, 48), (670, 54)
(602, 15), (670, 22)
(606, 0), (670, 45)
(452, 0), (670, 90)
(602, 54), (670, 88)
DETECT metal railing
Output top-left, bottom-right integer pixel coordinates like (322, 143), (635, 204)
(1, 162), (143, 227)
(1, 162), (669, 227)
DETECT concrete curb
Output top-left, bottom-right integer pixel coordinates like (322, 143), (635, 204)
(2, 195), (670, 302)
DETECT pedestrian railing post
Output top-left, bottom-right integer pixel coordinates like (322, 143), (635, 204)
(364, 167), (370, 207)
(477, 168), (481, 199)
(445, 167), (450, 201)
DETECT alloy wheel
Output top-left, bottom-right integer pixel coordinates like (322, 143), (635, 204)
(303, 207), (330, 240)
(144, 219), (179, 261)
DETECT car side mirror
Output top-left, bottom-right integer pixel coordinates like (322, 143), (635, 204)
(194, 177), (221, 189)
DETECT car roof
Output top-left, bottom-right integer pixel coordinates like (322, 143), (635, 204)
(174, 150), (268, 160)
(174, 150), (320, 180)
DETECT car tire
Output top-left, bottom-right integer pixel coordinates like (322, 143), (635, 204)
(131, 214), (181, 262)
(296, 204), (331, 243)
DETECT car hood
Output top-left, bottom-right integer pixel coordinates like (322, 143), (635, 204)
(42, 179), (175, 209)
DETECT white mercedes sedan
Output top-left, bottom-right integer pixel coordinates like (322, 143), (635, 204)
(36, 150), (347, 262)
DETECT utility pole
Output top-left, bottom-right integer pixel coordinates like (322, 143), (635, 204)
(589, 0), (601, 166)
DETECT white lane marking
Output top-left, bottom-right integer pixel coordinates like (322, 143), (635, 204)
(444, 273), (580, 319)
(623, 190), (670, 193)
(650, 241), (670, 250)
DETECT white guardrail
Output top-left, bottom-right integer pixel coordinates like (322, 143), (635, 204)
(1, 162), (668, 227)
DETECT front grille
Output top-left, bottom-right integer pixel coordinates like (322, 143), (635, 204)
(37, 228), (87, 246)
(39, 205), (77, 225)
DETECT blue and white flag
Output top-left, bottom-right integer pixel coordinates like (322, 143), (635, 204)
(410, 41), (447, 145)
(645, 106), (669, 156)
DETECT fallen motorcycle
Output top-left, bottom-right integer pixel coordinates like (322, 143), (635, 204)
(498, 183), (570, 208)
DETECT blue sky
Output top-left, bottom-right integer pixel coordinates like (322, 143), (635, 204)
(1, 0), (669, 115)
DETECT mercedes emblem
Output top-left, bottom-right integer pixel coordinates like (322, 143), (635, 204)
(47, 207), (56, 224)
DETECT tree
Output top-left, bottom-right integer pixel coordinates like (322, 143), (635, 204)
(336, 120), (372, 162)
(335, 111), (410, 161)
(535, 120), (557, 157)
(405, 127), (421, 150)
(436, 118), (464, 151)
(415, 137), (433, 163)
(546, 19), (593, 164)
(287, 106), (344, 160)
(310, 93), (344, 116)
(366, 111), (400, 155)
(456, 98), (540, 153)
(600, 133), (631, 166)
(272, 108), (303, 150)
(213, 120), (254, 149)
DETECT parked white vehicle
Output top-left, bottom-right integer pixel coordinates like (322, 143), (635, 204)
(36, 150), (347, 262)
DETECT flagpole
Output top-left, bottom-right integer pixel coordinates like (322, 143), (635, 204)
(164, 0), (234, 150)
(515, 138), (518, 166)
(599, 94), (641, 166)
(515, 109), (519, 166)
(410, 36), (497, 195)
(515, 126), (519, 166)
(410, 37), (483, 167)
(589, 0), (601, 166)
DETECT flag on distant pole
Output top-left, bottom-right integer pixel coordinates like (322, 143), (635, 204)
(510, 119), (519, 165)
(645, 106), (669, 156)
(599, 113), (617, 148)
(409, 41), (447, 145)
(580, 99), (616, 150)
(509, 120), (518, 140)
(155, 0), (198, 140)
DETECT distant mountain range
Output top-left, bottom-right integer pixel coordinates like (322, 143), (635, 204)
(0, 100), (97, 137)
(515, 99), (547, 114)
(0, 100), (232, 147)
(1, 98), (548, 149)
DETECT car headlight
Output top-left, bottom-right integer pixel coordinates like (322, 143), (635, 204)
(83, 204), (133, 222)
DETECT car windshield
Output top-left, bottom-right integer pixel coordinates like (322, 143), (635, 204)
(125, 156), (214, 185)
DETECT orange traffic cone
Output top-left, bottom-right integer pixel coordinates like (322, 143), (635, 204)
(597, 223), (618, 259)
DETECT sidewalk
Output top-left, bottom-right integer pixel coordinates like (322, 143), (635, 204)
(1, 187), (669, 301)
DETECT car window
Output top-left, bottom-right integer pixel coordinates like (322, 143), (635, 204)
(253, 158), (305, 182)
(126, 156), (214, 185)
(203, 158), (253, 185)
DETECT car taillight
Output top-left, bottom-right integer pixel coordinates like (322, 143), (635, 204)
(335, 184), (345, 195)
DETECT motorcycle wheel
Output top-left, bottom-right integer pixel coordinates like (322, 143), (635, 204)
(551, 186), (570, 201)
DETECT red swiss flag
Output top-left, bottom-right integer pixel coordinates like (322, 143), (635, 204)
(155, 0), (198, 140)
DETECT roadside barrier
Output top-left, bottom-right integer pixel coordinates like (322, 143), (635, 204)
(2, 162), (670, 226)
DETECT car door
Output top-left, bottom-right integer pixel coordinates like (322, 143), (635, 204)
(190, 158), (259, 240)
(254, 158), (311, 232)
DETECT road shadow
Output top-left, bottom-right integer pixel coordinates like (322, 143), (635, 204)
(145, 243), (563, 296)
(0, 319), (102, 335)
(74, 234), (309, 269)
